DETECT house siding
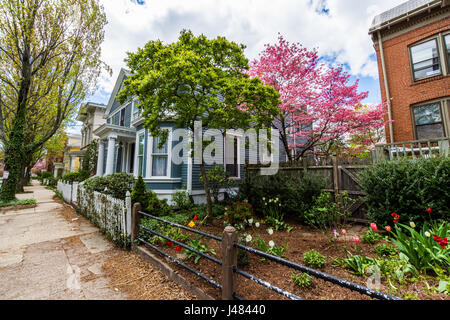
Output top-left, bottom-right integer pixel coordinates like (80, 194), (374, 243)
(373, 9), (450, 143)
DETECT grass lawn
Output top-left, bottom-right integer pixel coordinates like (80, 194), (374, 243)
(0, 198), (37, 208)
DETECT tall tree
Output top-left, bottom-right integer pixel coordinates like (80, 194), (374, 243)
(0, 0), (109, 201)
(118, 30), (280, 220)
(249, 35), (388, 160)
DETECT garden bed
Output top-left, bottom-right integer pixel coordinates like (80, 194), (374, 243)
(139, 217), (449, 300)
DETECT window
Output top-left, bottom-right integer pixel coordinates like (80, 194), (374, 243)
(410, 39), (441, 81)
(225, 136), (239, 178)
(151, 136), (169, 177)
(445, 34), (450, 70)
(412, 102), (445, 140)
(137, 133), (145, 176)
(133, 101), (142, 121)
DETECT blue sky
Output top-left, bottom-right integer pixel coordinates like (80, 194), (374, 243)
(70, 0), (403, 132)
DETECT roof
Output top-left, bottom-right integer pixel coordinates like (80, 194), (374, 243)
(369, 0), (444, 33)
(76, 102), (106, 121)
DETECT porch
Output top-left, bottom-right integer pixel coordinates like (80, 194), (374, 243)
(94, 124), (137, 176)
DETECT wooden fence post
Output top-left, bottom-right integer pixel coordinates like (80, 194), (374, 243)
(222, 226), (238, 300)
(332, 156), (340, 203)
(131, 203), (142, 250)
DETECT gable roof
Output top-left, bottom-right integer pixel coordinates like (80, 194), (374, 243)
(369, 0), (444, 33)
(104, 68), (131, 118)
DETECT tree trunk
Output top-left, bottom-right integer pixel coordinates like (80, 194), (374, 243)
(199, 162), (213, 222)
(0, 46), (32, 201)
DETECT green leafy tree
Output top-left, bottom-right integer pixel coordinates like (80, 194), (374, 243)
(0, 0), (109, 201)
(81, 138), (98, 175)
(130, 174), (148, 208)
(118, 29), (280, 220)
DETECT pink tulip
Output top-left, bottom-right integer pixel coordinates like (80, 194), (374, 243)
(341, 229), (347, 235)
(353, 236), (360, 243)
(385, 226), (391, 232)
(370, 223), (378, 231)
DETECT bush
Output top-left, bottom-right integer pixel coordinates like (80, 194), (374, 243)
(303, 191), (355, 230)
(303, 249), (326, 268)
(145, 189), (172, 216)
(291, 272), (313, 289)
(172, 188), (193, 210)
(359, 157), (449, 226)
(84, 172), (135, 200)
(130, 175), (148, 207)
(61, 172), (89, 184)
(224, 200), (253, 230)
(199, 165), (236, 203)
(39, 171), (53, 180)
(238, 170), (324, 218)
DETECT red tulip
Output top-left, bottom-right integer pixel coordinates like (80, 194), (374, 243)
(427, 208), (432, 214)
(166, 241), (173, 247)
(353, 236), (360, 243)
(193, 215), (198, 221)
(370, 223), (378, 231)
(385, 226), (391, 232)
(175, 246), (182, 252)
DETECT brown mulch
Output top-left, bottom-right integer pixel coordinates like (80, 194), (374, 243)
(142, 217), (450, 301)
(102, 250), (196, 300)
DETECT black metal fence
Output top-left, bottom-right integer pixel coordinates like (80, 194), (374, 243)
(131, 204), (401, 300)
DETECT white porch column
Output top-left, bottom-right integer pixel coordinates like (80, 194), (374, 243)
(96, 140), (105, 176)
(105, 135), (116, 175)
(70, 156), (75, 172)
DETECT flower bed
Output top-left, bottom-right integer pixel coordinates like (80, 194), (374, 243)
(137, 213), (449, 300)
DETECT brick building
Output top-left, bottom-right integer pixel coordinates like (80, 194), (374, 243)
(369, 0), (450, 144)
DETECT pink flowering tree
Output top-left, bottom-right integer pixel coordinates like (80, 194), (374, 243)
(249, 35), (388, 160)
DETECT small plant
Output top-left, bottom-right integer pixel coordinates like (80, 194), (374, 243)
(341, 253), (375, 276)
(291, 272), (312, 289)
(0, 198), (36, 207)
(237, 236), (250, 267)
(303, 249), (326, 269)
(361, 229), (384, 244)
(388, 220), (449, 274)
(254, 235), (287, 259)
(184, 236), (216, 264)
(224, 200), (254, 230)
(374, 243), (398, 258)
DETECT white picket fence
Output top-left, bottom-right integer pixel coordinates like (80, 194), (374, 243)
(57, 180), (132, 245)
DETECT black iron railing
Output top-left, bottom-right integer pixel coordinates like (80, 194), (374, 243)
(132, 206), (401, 301)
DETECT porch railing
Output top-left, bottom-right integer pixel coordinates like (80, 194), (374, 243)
(373, 137), (449, 162)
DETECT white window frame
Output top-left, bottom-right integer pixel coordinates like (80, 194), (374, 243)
(135, 130), (145, 178)
(147, 128), (172, 179)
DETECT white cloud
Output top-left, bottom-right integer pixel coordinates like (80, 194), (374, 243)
(96, 0), (406, 98)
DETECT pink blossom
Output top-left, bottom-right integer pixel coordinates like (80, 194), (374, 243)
(385, 226), (391, 232)
(341, 229), (347, 235)
(370, 223), (378, 231)
(353, 236), (360, 243)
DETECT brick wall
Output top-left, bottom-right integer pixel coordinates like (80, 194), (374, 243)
(374, 17), (450, 143)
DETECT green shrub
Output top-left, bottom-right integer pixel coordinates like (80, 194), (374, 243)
(61, 172), (89, 184)
(224, 200), (253, 230)
(238, 170), (325, 218)
(359, 157), (449, 226)
(39, 171), (53, 180)
(303, 249), (326, 268)
(291, 272), (313, 289)
(145, 189), (172, 216)
(130, 175), (148, 207)
(84, 172), (135, 200)
(172, 188), (192, 210)
(303, 191), (355, 230)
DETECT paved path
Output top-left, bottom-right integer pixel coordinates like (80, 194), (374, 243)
(0, 181), (127, 300)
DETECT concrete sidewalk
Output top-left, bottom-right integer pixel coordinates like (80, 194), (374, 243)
(0, 181), (127, 300)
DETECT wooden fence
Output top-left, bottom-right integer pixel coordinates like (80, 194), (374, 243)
(245, 157), (371, 221)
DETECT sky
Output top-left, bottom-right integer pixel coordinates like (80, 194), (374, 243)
(70, 0), (407, 133)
